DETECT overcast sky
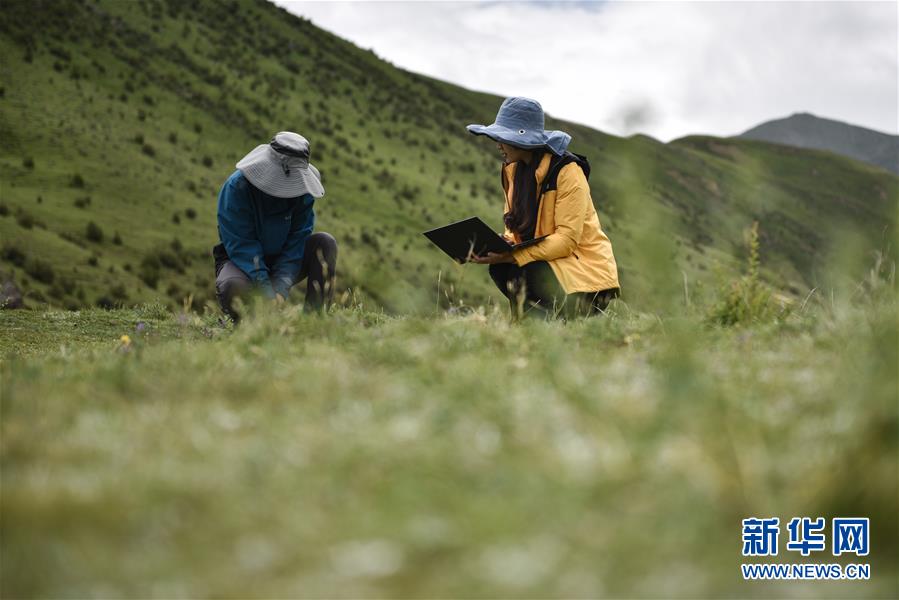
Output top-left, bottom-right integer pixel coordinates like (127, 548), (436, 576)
(275, 1), (898, 142)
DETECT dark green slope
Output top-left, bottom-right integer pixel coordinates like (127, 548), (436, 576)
(668, 135), (897, 289)
(1, 0), (895, 313)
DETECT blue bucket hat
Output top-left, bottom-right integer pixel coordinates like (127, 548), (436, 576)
(467, 97), (571, 156)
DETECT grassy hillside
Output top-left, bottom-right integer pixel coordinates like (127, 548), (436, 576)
(2, 277), (897, 597)
(1, 0), (895, 314)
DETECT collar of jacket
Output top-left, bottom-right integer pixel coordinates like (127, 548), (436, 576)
(501, 152), (554, 196)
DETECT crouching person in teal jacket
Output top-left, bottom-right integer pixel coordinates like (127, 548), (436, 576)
(213, 132), (337, 322)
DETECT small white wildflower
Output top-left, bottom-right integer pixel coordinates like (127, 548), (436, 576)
(235, 536), (277, 572)
(212, 408), (241, 432)
(331, 539), (404, 579)
(474, 423), (501, 455)
(389, 414), (423, 442)
(406, 515), (452, 545)
(479, 537), (563, 588)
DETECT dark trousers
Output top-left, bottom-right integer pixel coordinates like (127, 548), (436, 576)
(214, 232), (338, 321)
(489, 261), (618, 319)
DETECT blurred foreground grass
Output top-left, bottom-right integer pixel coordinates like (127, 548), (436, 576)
(1, 292), (897, 598)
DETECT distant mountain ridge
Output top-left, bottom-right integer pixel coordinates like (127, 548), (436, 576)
(737, 112), (899, 175)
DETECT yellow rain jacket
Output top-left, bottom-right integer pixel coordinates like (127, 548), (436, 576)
(503, 153), (620, 294)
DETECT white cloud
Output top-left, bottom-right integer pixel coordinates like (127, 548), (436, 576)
(275, 0), (898, 141)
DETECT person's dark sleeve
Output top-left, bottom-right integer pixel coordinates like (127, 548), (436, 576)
(217, 176), (274, 297)
(270, 196), (315, 297)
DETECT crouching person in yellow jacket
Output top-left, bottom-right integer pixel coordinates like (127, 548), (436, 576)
(466, 97), (620, 319)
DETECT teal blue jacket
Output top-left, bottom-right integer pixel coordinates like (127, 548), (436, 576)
(216, 170), (315, 297)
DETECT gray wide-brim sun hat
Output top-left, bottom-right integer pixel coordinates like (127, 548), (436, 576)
(467, 97), (571, 156)
(236, 131), (325, 199)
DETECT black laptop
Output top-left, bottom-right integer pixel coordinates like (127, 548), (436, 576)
(423, 217), (547, 263)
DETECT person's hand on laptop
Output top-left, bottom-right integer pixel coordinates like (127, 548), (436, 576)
(469, 251), (514, 264)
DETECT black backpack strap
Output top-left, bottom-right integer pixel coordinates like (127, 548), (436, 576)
(540, 151), (591, 194)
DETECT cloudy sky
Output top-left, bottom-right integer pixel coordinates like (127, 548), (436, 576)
(275, 1), (898, 142)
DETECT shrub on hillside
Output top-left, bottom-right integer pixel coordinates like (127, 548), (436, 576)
(375, 168), (395, 188)
(85, 221), (104, 243)
(58, 231), (87, 249)
(70, 174), (85, 188)
(113, 231), (123, 245)
(16, 210), (34, 229)
(74, 196), (91, 209)
(185, 207), (197, 220)
(48, 275), (75, 300)
(142, 144), (156, 157)
(360, 231), (380, 251)
(158, 248), (185, 273)
(139, 255), (161, 288)
(0, 203), (8, 216)
(2, 243), (26, 267)
(49, 46), (71, 62)
(22, 157), (34, 169)
(95, 296), (116, 309)
(708, 222), (780, 326)
(399, 185), (420, 201)
(25, 258), (55, 284)
(57, 275), (76, 295)
(110, 283), (129, 302)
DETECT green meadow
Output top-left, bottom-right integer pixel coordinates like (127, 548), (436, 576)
(2, 268), (897, 597)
